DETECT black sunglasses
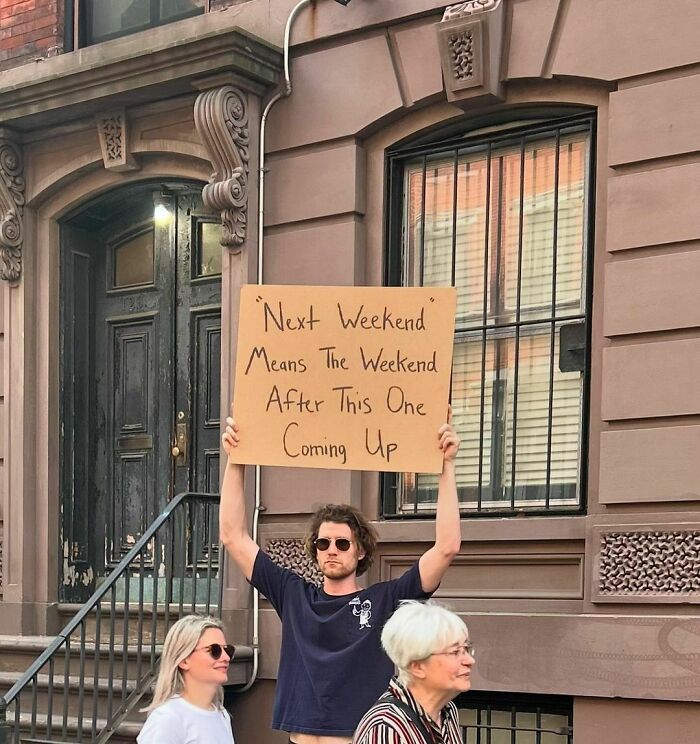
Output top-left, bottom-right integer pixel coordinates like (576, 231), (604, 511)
(196, 643), (235, 661)
(313, 537), (352, 552)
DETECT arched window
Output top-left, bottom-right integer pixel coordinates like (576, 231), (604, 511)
(384, 111), (595, 516)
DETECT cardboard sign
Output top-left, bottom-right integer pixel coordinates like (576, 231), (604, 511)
(230, 285), (456, 473)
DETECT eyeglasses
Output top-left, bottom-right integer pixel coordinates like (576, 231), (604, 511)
(194, 643), (235, 661)
(432, 643), (475, 659)
(313, 537), (352, 552)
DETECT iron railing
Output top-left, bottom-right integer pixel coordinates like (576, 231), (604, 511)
(0, 492), (224, 743)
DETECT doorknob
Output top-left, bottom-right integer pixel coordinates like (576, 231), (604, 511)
(172, 412), (188, 464)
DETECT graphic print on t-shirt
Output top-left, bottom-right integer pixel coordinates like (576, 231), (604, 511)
(349, 597), (372, 629)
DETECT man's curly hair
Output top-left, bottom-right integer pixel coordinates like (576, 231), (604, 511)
(304, 504), (378, 577)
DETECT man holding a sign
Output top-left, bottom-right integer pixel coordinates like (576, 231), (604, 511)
(220, 285), (461, 743)
(220, 410), (461, 744)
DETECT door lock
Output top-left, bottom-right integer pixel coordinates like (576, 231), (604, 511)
(172, 413), (188, 464)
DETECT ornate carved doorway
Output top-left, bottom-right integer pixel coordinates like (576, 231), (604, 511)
(59, 181), (222, 602)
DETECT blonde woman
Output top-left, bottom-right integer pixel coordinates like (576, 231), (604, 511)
(137, 614), (235, 744)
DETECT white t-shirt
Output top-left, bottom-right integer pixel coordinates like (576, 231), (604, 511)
(137, 696), (235, 744)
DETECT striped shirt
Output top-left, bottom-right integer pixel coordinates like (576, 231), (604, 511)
(353, 677), (461, 744)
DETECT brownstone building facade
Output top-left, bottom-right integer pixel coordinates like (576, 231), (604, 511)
(0, 1), (699, 742)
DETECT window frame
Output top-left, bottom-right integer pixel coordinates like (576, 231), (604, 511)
(70, 0), (209, 48)
(382, 110), (596, 519)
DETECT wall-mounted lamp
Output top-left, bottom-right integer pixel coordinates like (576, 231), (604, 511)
(153, 192), (172, 226)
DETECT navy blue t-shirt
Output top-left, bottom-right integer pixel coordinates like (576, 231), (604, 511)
(250, 550), (432, 736)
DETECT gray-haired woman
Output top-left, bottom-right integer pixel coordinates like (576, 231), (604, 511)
(137, 614), (235, 744)
(353, 600), (474, 744)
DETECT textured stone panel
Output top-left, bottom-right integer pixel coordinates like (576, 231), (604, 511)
(465, 612), (700, 701)
(260, 466), (359, 515)
(390, 553), (583, 599)
(264, 142), (365, 227)
(607, 163), (700, 251)
(575, 698), (700, 744)
(600, 427), (700, 504)
(264, 218), (364, 286)
(552, 0), (700, 82)
(604, 252), (700, 336)
(506, 0), (560, 79)
(266, 34), (403, 152)
(598, 529), (700, 598)
(267, 538), (323, 585)
(388, 18), (444, 106)
(602, 340), (700, 421)
(609, 73), (700, 166)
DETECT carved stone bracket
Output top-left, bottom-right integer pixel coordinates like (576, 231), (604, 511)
(194, 85), (249, 249)
(0, 132), (25, 282)
(95, 109), (139, 172)
(437, 0), (505, 105)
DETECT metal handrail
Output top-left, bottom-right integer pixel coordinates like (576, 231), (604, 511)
(0, 491), (222, 743)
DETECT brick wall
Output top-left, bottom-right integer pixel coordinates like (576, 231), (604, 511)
(0, 0), (63, 71)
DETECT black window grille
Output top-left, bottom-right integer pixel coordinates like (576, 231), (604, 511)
(457, 691), (573, 744)
(78, 0), (206, 46)
(383, 113), (594, 517)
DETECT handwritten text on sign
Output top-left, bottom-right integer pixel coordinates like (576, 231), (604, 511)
(230, 285), (456, 473)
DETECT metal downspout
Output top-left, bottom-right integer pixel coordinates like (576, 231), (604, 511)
(237, 0), (312, 693)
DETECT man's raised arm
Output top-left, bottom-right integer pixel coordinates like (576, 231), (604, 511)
(220, 413), (260, 581)
(418, 413), (461, 593)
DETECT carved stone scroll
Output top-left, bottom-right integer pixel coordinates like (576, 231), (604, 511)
(194, 86), (249, 249)
(0, 133), (25, 282)
(443, 0), (501, 21)
(437, 0), (505, 105)
(95, 109), (139, 172)
(268, 538), (323, 585)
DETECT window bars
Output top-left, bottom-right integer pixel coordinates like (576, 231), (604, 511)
(384, 114), (594, 517)
(458, 692), (573, 744)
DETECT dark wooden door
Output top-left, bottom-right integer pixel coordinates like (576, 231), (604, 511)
(60, 186), (222, 602)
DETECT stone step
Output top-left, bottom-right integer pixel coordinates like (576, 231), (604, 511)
(6, 710), (142, 743)
(0, 671), (150, 722)
(0, 636), (163, 679)
(55, 601), (220, 645)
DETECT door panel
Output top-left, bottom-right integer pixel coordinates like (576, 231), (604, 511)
(61, 226), (97, 601)
(193, 313), (222, 493)
(60, 184), (222, 602)
(111, 319), (157, 563)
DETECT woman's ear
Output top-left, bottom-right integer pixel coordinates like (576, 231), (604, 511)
(408, 659), (427, 680)
(178, 657), (191, 673)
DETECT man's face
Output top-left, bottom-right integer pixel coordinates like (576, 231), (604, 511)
(315, 521), (365, 581)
